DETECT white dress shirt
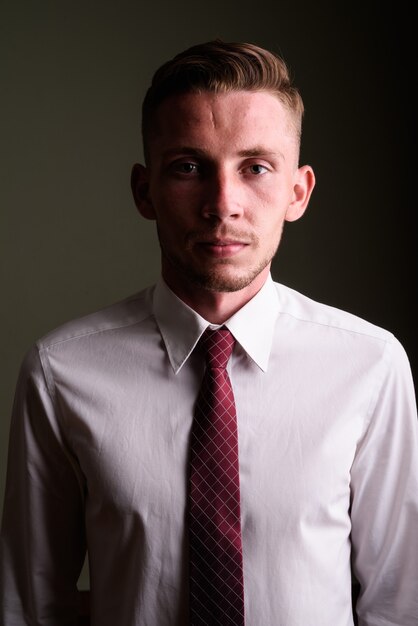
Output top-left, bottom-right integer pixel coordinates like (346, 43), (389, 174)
(1, 274), (417, 626)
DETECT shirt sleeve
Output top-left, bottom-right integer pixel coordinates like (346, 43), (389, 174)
(350, 336), (418, 626)
(0, 345), (86, 626)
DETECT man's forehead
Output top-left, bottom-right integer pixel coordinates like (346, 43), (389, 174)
(143, 89), (300, 167)
(150, 90), (296, 137)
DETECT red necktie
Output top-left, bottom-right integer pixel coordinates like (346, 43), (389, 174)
(189, 327), (245, 625)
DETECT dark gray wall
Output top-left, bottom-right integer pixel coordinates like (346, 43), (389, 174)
(1, 0), (416, 547)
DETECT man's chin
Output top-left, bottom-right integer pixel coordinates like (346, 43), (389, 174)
(162, 251), (273, 294)
(188, 268), (266, 293)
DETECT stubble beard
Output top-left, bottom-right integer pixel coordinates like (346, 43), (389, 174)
(178, 255), (276, 292)
(159, 227), (281, 293)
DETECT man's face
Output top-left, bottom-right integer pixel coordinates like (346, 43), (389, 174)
(133, 90), (314, 298)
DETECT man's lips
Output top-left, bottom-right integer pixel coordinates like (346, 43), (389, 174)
(196, 239), (249, 257)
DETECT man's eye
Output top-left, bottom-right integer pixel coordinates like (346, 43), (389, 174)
(248, 164), (268, 175)
(175, 162), (199, 175)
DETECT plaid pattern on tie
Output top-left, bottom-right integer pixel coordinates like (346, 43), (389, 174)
(188, 327), (245, 625)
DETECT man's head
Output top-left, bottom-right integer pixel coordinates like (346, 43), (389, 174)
(141, 39), (304, 164)
(132, 41), (315, 315)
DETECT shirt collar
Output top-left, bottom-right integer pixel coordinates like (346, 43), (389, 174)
(153, 274), (279, 374)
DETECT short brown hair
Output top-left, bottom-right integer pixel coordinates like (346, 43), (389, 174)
(141, 39), (304, 158)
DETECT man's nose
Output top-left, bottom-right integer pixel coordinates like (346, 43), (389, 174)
(201, 170), (244, 221)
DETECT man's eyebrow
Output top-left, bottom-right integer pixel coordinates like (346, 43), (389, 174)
(160, 146), (284, 159)
(161, 147), (207, 159)
(237, 147), (284, 160)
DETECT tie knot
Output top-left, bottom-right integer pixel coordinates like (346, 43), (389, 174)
(201, 327), (235, 370)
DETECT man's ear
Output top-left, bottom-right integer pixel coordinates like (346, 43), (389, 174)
(130, 163), (156, 220)
(285, 165), (316, 223)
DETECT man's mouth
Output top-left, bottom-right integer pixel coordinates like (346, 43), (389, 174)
(197, 239), (249, 257)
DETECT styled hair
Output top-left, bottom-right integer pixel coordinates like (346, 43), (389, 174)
(141, 39), (304, 158)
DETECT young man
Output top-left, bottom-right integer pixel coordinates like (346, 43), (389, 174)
(1, 41), (417, 625)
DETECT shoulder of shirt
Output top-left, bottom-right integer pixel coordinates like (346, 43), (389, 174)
(35, 285), (155, 351)
(32, 280), (399, 351)
(273, 280), (395, 344)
